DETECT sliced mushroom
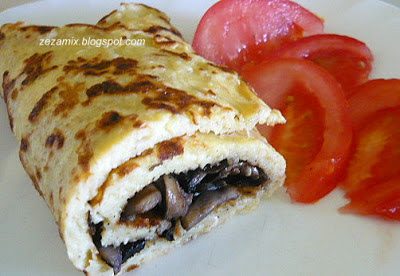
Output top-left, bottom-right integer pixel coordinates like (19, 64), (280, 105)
(121, 184), (162, 222)
(195, 180), (228, 193)
(186, 169), (207, 193)
(181, 186), (240, 230)
(98, 245), (122, 275)
(163, 174), (192, 219)
(120, 239), (146, 263)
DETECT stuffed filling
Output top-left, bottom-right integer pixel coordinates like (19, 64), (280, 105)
(89, 159), (268, 274)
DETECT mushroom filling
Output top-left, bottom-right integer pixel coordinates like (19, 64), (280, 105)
(90, 159), (268, 273)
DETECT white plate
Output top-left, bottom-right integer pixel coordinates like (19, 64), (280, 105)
(1, 0), (400, 275)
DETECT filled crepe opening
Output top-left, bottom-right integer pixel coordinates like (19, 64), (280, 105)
(89, 159), (269, 274)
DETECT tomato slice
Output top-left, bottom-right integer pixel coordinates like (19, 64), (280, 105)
(342, 107), (400, 196)
(242, 58), (352, 203)
(270, 34), (374, 91)
(192, 0), (324, 71)
(340, 176), (400, 221)
(340, 80), (400, 220)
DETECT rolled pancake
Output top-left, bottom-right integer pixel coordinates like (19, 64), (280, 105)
(0, 3), (285, 275)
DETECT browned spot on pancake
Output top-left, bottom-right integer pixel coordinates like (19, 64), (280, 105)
(83, 78), (157, 105)
(127, 265), (139, 272)
(78, 146), (94, 175)
(144, 25), (182, 38)
(207, 62), (237, 74)
(150, 65), (165, 70)
(45, 129), (65, 149)
(59, 187), (63, 200)
(157, 137), (184, 162)
(20, 25), (55, 34)
(84, 77), (219, 117)
(142, 87), (217, 116)
(153, 34), (177, 47)
(0, 31), (5, 40)
(161, 49), (191, 61)
(64, 57), (137, 76)
(32, 177), (43, 197)
(44, 165), (49, 172)
(97, 111), (123, 128)
(89, 178), (110, 206)
(118, 212), (163, 228)
(2, 71), (15, 100)
(237, 186), (262, 197)
(95, 111), (143, 133)
(97, 9), (117, 24)
(73, 128), (94, 179)
(10, 88), (19, 100)
(116, 160), (140, 177)
(58, 228), (65, 243)
(2, 71), (16, 129)
(140, 148), (154, 157)
(65, 22), (125, 31)
(20, 137), (29, 152)
(206, 89), (216, 96)
(35, 167), (42, 180)
(75, 129), (86, 140)
(21, 51), (58, 86)
(28, 86), (58, 122)
(49, 192), (54, 210)
(53, 82), (84, 117)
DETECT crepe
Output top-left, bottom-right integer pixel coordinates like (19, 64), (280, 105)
(0, 3), (285, 275)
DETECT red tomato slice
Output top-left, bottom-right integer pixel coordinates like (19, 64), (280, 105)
(192, 0), (324, 71)
(342, 107), (400, 196)
(270, 34), (374, 91)
(340, 80), (400, 220)
(347, 79), (400, 130)
(340, 176), (400, 221)
(242, 58), (352, 203)
(345, 79), (400, 194)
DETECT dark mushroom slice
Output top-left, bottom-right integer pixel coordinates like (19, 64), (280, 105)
(193, 180), (228, 194)
(181, 186), (240, 230)
(163, 174), (192, 219)
(160, 219), (177, 241)
(98, 245), (123, 275)
(89, 219), (146, 274)
(121, 184), (162, 222)
(186, 169), (207, 193)
(121, 239), (146, 263)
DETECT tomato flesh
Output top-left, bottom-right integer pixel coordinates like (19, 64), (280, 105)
(192, 0), (324, 71)
(242, 58), (352, 203)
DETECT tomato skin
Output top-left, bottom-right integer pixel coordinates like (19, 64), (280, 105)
(270, 34), (374, 91)
(242, 58), (352, 203)
(192, 0), (324, 71)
